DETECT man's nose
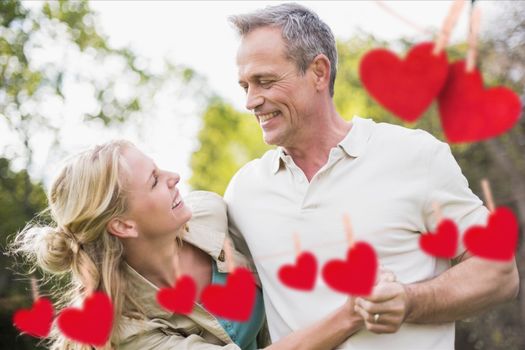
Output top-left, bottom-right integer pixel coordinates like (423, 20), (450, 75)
(245, 86), (264, 111)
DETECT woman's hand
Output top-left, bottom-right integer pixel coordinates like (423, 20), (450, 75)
(354, 267), (408, 334)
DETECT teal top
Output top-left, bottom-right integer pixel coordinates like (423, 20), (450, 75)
(211, 261), (265, 349)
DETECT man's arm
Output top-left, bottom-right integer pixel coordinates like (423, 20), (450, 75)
(404, 252), (519, 323)
(354, 253), (518, 333)
(354, 140), (520, 333)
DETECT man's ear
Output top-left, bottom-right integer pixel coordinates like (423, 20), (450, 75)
(107, 217), (139, 239)
(310, 54), (331, 93)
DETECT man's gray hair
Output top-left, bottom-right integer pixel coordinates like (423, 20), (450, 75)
(229, 3), (338, 97)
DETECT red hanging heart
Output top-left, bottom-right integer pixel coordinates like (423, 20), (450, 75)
(438, 61), (521, 143)
(56, 291), (113, 347)
(156, 275), (197, 315)
(322, 242), (378, 296)
(278, 252), (318, 291)
(359, 42), (449, 122)
(201, 267), (255, 321)
(419, 219), (459, 259)
(463, 207), (518, 261)
(13, 297), (54, 338)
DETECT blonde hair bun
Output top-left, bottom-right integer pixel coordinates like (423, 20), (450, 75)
(31, 226), (75, 274)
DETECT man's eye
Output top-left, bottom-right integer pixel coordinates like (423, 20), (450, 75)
(152, 174), (159, 188)
(260, 81), (272, 87)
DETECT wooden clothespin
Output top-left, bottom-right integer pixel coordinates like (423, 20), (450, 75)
(293, 232), (302, 258)
(343, 213), (355, 249)
(30, 275), (40, 301)
(481, 178), (495, 212)
(224, 238), (236, 273)
(466, 5), (481, 72)
(433, 0), (466, 55)
(432, 201), (443, 223)
(173, 252), (181, 281)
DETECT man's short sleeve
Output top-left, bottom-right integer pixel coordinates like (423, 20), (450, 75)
(423, 141), (490, 258)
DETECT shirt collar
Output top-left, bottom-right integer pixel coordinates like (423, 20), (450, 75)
(271, 116), (373, 174)
(338, 116), (373, 158)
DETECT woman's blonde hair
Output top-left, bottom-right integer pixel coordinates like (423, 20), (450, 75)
(10, 139), (141, 349)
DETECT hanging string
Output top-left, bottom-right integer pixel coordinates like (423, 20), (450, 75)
(374, 1), (433, 35)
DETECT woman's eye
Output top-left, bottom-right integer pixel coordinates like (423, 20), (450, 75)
(152, 174), (159, 188)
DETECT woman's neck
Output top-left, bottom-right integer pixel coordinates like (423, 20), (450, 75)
(124, 235), (179, 288)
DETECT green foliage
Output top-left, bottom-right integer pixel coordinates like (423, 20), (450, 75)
(0, 158), (47, 349)
(0, 0), (195, 173)
(42, 0), (108, 51)
(0, 1), (197, 348)
(189, 98), (271, 195)
(0, 157), (47, 291)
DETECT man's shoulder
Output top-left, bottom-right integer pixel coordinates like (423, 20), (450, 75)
(224, 149), (277, 200)
(366, 117), (444, 152)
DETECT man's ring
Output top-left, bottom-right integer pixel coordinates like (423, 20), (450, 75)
(374, 313), (380, 323)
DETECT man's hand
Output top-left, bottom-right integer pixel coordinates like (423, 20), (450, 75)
(354, 269), (410, 334)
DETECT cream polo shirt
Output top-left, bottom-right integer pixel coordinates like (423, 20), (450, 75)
(224, 116), (489, 350)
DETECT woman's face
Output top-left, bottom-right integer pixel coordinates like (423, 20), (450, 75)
(121, 146), (192, 239)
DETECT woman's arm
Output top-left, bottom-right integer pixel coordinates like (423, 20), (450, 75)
(265, 297), (363, 350)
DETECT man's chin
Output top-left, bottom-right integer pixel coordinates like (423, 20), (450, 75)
(262, 133), (279, 146)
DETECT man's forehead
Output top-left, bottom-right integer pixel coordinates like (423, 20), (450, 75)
(236, 27), (289, 80)
(237, 27), (286, 59)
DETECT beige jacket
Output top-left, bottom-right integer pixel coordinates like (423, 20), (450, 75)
(117, 191), (270, 349)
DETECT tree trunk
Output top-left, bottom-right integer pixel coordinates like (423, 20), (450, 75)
(484, 138), (525, 322)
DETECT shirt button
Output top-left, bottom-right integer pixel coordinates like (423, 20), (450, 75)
(218, 250), (225, 262)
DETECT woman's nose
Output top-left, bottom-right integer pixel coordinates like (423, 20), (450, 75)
(167, 172), (180, 188)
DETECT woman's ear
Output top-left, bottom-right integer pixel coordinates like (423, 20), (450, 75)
(310, 54), (331, 93)
(107, 217), (138, 239)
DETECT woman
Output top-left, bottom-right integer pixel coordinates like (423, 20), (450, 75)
(11, 140), (369, 349)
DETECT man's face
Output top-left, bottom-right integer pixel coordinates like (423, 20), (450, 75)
(236, 26), (316, 147)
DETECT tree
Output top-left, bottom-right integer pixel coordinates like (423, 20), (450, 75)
(189, 97), (271, 195)
(0, 1), (200, 348)
(0, 158), (47, 349)
(0, 0), (200, 175)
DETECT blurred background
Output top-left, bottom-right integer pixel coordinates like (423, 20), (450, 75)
(0, 1), (523, 348)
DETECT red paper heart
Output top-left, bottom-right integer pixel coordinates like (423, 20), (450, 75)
(156, 275), (197, 315)
(278, 252), (318, 291)
(419, 219), (459, 259)
(463, 207), (518, 261)
(438, 61), (521, 143)
(201, 267), (255, 321)
(13, 297), (54, 338)
(359, 42), (449, 122)
(322, 242), (378, 296)
(57, 291), (113, 347)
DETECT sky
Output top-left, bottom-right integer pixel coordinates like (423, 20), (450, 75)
(89, 0), (497, 111)
(16, 0), (500, 193)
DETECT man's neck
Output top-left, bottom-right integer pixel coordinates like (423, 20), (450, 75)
(284, 112), (351, 182)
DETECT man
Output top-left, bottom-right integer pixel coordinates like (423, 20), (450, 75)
(224, 3), (519, 349)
